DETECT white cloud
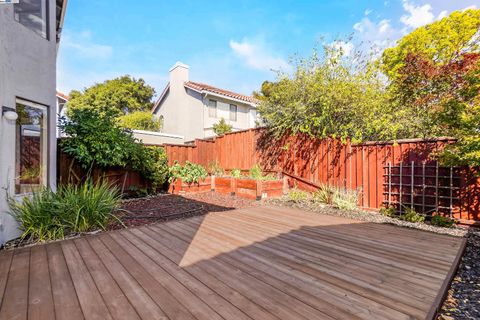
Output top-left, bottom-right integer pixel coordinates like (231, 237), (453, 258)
(364, 9), (372, 16)
(61, 30), (113, 59)
(229, 38), (289, 72)
(400, 1), (434, 29)
(437, 10), (448, 20)
(353, 17), (398, 48)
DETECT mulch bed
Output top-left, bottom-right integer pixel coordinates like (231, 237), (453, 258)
(115, 192), (259, 228)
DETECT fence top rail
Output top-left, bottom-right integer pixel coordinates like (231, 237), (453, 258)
(352, 136), (457, 146)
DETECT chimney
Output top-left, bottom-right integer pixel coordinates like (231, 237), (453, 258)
(169, 61), (189, 93)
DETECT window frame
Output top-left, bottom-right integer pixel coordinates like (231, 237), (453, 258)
(15, 98), (49, 195)
(229, 104), (237, 121)
(208, 99), (217, 118)
(13, 0), (50, 40)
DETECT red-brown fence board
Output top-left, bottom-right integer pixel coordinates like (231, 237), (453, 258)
(163, 129), (479, 223)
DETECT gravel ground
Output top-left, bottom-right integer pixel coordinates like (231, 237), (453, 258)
(438, 232), (480, 320)
(265, 197), (468, 237)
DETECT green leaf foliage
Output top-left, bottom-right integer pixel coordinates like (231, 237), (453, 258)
(59, 108), (169, 189)
(168, 161), (208, 184)
(212, 118), (233, 136)
(67, 75), (155, 118)
(382, 9), (480, 79)
(9, 180), (122, 242)
(118, 111), (162, 131)
(257, 43), (397, 143)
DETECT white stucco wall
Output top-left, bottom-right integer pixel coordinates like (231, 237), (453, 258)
(154, 62), (257, 142)
(0, 2), (58, 244)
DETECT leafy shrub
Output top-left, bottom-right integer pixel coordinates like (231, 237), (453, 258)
(248, 164), (277, 180)
(313, 184), (334, 205)
(9, 180), (121, 242)
(169, 161), (208, 184)
(313, 184), (359, 211)
(208, 161), (224, 176)
(249, 164), (263, 180)
(212, 118), (232, 136)
(430, 214), (456, 228)
(288, 187), (310, 203)
(131, 146), (169, 190)
(399, 207), (425, 223)
(118, 111), (161, 131)
(379, 205), (396, 217)
(60, 109), (169, 190)
(231, 168), (242, 178)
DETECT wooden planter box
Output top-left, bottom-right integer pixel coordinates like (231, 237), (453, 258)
(214, 176), (285, 200)
(168, 175), (286, 200)
(168, 176), (212, 195)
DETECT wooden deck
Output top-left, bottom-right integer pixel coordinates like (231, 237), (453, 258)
(0, 206), (465, 320)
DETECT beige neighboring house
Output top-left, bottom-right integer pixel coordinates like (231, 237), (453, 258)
(152, 62), (259, 142)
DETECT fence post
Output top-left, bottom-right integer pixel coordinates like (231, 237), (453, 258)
(387, 162), (391, 206)
(410, 161), (415, 209)
(422, 162), (426, 214)
(399, 162), (403, 215)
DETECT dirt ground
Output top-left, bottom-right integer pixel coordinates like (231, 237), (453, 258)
(116, 191), (259, 228)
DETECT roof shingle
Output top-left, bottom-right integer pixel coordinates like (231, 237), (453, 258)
(184, 81), (258, 104)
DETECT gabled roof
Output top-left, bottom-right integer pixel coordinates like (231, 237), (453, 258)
(56, 91), (69, 101)
(152, 81), (258, 113)
(184, 81), (259, 104)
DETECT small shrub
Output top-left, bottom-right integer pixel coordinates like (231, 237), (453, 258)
(399, 207), (425, 223)
(313, 184), (334, 205)
(379, 205), (396, 217)
(231, 168), (242, 178)
(208, 161), (224, 176)
(249, 164), (263, 180)
(332, 188), (359, 211)
(430, 214), (456, 228)
(132, 146), (169, 190)
(288, 187), (310, 203)
(313, 184), (359, 211)
(9, 180), (121, 242)
(169, 161), (208, 184)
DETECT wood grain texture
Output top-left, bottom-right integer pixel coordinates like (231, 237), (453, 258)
(0, 206), (465, 319)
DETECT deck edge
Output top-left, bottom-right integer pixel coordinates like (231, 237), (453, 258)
(426, 237), (468, 320)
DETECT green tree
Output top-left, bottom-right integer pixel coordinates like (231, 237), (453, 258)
(118, 111), (162, 131)
(382, 9), (480, 79)
(212, 118), (233, 136)
(59, 108), (169, 189)
(67, 75), (155, 118)
(257, 44), (397, 143)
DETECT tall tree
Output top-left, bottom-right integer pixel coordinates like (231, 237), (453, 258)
(67, 75), (155, 118)
(382, 9), (480, 79)
(256, 44), (397, 143)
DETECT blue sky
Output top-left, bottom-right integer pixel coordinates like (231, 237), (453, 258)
(57, 0), (478, 97)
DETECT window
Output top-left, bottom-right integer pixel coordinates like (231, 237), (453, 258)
(15, 99), (48, 194)
(14, 0), (49, 39)
(229, 104), (237, 121)
(208, 99), (217, 118)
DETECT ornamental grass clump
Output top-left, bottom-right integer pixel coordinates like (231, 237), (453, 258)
(9, 180), (121, 243)
(313, 184), (360, 211)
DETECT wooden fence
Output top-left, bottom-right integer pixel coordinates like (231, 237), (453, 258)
(163, 129), (480, 223)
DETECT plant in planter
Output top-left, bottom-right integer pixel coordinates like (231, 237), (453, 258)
(169, 161), (208, 184)
(231, 168), (242, 178)
(208, 161), (224, 176)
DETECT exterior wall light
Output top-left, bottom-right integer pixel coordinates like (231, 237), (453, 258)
(2, 106), (18, 121)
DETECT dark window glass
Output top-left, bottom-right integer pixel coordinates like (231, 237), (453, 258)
(14, 0), (48, 39)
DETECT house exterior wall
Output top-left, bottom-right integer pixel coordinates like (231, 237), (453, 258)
(153, 62), (257, 142)
(202, 95), (253, 138)
(0, 2), (58, 245)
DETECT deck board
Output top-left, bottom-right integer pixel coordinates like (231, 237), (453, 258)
(0, 206), (466, 320)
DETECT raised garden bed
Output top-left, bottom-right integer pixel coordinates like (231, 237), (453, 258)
(170, 175), (286, 200)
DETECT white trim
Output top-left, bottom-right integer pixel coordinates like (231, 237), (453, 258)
(203, 91), (257, 107)
(169, 61), (190, 72)
(132, 129), (184, 139)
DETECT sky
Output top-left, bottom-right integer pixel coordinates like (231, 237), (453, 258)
(57, 0), (478, 98)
